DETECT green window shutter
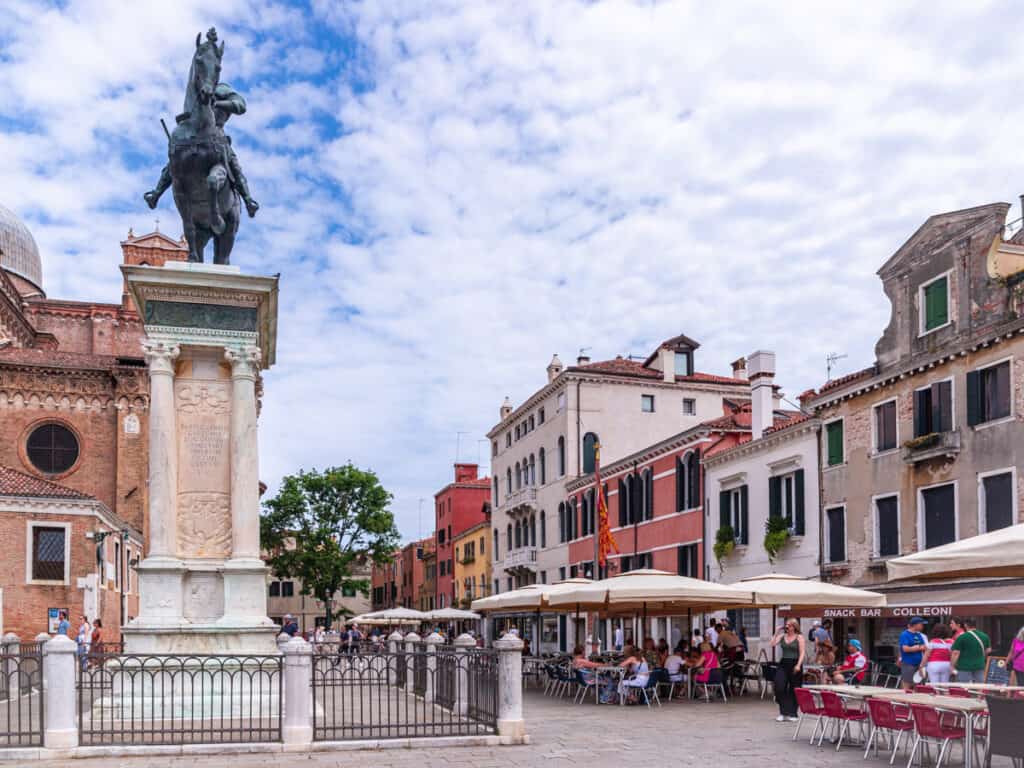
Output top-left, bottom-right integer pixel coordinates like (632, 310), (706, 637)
(966, 370), (981, 427)
(768, 476), (781, 519)
(719, 490), (730, 531)
(794, 470), (805, 535)
(827, 421), (844, 465)
(739, 485), (749, 545)
(924, 277), (948, 331)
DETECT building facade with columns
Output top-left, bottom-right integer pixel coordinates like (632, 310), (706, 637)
(486, 335), (751, 653)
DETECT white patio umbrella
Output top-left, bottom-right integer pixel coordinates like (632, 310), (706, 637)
(886, 523), (1024, 581)
(426, 608), (481, 621)
(471, 584), (549, 613)
(359, 607), (430, 622)
(736, 573), (887, 608)
(546, 569), (754, 613)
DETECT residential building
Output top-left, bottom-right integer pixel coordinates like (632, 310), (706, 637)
(704, 350), (820, 658)
(486, 335), (750, 644)
(370, 536), (434, 612)
(804, 202), (1024, 660)
(453, 517), (492, 609)
(0, 465), (142, 640)
(434, 463), (490, 609)
(267, 561), (371, 632)
(370, 554), (399, 611)
(419, 541), (437, 612)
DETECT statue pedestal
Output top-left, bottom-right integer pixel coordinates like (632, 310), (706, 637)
(121, 262), (280, 655)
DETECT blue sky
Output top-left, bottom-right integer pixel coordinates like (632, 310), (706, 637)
(3, 1), (1024, 540)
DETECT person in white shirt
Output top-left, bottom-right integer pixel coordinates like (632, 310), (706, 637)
(75, 616), (92, 670)
(614, 625), (624, 652)
(706, 620), (719, 648)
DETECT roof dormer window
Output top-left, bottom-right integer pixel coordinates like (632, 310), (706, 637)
(919, 271), (951, 335)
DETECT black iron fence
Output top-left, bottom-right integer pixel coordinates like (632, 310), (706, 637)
(77, 653), (282, 746)
(311, 646), (498, 741)
(0, 647), (43, 748)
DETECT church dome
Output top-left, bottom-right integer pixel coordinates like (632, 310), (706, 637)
(0, 203), (43, 292)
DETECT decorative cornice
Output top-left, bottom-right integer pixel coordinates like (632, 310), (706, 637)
(702, 418), (820, 468)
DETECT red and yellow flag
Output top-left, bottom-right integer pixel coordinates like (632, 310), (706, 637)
(594, 441), (619, 569)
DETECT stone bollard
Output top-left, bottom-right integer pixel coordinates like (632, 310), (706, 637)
(282, 636), (313, 746)
(388, 631), (403, 687)
(454, 632), (475, 716)
(424, 632), (444, 703)
(404, 632), (421, 694)
(494, 634), (526, 743)
(276, 632), (291, 653)
(42, 635), (77, 749)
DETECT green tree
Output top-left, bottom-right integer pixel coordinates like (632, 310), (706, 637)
(261, 464), (400, 630)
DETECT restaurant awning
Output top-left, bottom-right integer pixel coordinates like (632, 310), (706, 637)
(885, 523), (1024, 581)
(546, 569), (755, 613)
(735, 573), (886, 609)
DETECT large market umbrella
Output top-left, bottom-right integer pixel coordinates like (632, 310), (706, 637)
(736, 573), (887, 608)
(426, 608), (481, 621)
(886, 523), (1024, 581)
(471, 584), (548, 613)
(360, 607), (430, 622)
(546, 569), (755, 614)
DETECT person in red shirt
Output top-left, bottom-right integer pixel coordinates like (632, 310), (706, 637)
(832, 639), (868, 684)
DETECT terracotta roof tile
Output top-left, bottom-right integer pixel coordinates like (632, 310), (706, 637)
(816, 366), (876, 395)
(0, 466), (93, 500)
(568, 357), (747, 385)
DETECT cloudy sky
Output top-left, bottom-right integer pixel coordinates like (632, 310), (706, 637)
(2, 1), (1022, 540)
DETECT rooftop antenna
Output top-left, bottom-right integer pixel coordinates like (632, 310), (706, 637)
(455, 431), (468, 463)
(826, 352), (848, 381)
(417, 498), (424, 541)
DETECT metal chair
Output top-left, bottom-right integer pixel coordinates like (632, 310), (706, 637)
(818, 690), (869, 750)
(865, 697), (914, 765)
(760, 661), (779, 700)
(572, 669), (597, 704)
(695, 668), (728, 703)
(906, 703), (966, 768)
(793, 687), (826, 744)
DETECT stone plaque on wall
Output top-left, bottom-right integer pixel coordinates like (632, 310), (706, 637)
(175, 374), (232, 559)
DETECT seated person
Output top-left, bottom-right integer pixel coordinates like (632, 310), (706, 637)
(693, 642), (720, 684)
(656, 638), (670, 666)
(664, 648), (686, 687)
(572, 645), (603, 671)
(617, 645), (651, 701)
(832, 639), (868, 684)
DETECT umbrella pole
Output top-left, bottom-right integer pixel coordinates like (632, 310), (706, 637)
(687, 608), (692, 648)
(642, 602), (647, 643)
(772, 606), (777, 661)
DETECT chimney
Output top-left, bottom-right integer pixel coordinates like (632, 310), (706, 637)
(454, 463), (478, 483)
(547, 354), (563, 382)
(660, 347), (675, 382)
(731, 356), (747, 380)
(746, 350), (776, 441)
(500, 396), (512, 420)
(576, 353), (591, 366)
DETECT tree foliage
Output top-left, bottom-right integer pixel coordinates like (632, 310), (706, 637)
(260, 464), (400, 628)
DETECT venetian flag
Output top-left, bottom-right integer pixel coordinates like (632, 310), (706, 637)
(594, 441), (619, 568)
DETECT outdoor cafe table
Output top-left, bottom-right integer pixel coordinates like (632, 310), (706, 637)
(874, 692), (987, 768)
(929, 682), (1024, 694)
(803, 684), (900, 699)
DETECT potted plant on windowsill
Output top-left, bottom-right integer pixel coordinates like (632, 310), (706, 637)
(904, 433), (940, 451)
(763, 515), (790, 563)
(713, 525), (736, 566)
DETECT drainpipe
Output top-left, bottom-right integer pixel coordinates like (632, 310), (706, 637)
(816, 422), (826, 583)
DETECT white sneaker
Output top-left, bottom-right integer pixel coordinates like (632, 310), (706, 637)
(786, 716), (800, 722)
(776, 715), (786, 722)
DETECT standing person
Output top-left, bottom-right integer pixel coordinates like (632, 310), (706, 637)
(88, 619), (103, 668)
(1008, 625), (1024, 686)
(771, 619), (805, 722)
(282, 615), (298, 637)
(921, 623), (954, 684)
(898, 617), (928, 690)
(613, 623), (624, 652)
(76, 615), (92, 670)
(950, 618), (991, 683)
(718, 623), (744, 662)
(56, 610), (71, 638)
(705, 620), (719, 648)
(949, 617), (966, 639)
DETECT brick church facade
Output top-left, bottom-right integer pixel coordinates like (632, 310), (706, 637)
(0, 203), (188, 640)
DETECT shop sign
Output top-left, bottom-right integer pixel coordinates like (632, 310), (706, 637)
(821, 605), (954, 619)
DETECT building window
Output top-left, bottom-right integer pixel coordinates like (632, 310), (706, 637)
(580, 494), (590, 538)
(539, 448), (546, 484)
(529, 454), (536, 485)
(506, 468), (512, 494)
(582, 432), (599, 474)
(676, 452), (699, 512)
(514, 462), (521, 490)
(26, 423), (79, 475)
(980, 471), (1015, 533)
(529, 514), (536, 547)
(528, 415), (535, 431)
(493, 529), (499, 560)
(558, 503), (566, 543)
(641, 468), (654, 521)
(269, 580), (282, 597)
(558, 566), (566, 581)
(538, 407), (545, 424)
(825, 420), (844, 466)
(30, 524), (67, 582)
(682, 398), (696, 416)
(492, 477), (499, 506)
(492, 440), (497, 457)
(920, 482), (956, 549)
(967, 360), (1011, 427)
(873, 399), (897, 453)
(479, 535), (485, 554)
(675, 351), (693, 377)
(914, 380), (953, 436)
(438, 528), (446, 545)
(557, 436), (566, 477)
(920, 273), (950, 334)
(514, 520), (522, 549)
(874, 495), (900, 558)
(769, 470), (806, 535)
(825, 506), (846, 563)
(641, 394), (655, 413)
(540, 570), (547, 584)
(719, 486), (748, 545)
(676, 543), (698, 578)
(621, 552), (652, 573)
(506, 524), (512, 552)
(506, 432), (511, 447)
(569, 498), (578, 540)
(539, 510), (546, 548)
(515, 425), (520, 440)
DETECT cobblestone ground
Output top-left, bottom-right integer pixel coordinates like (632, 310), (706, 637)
(40, 688), (1018, 767)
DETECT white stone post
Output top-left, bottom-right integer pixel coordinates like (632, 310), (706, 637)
(494, 634), (526, 743)
(404, 632), (420, 694)
(282, 636), (313, 746)
(2, 633), (18, 698)
(454, 632), (475, 716)
(276, 632), (291, 653)
(388, 631), (403, 686)
(42, 635), (77, 749)
(424, 632), (443, 703)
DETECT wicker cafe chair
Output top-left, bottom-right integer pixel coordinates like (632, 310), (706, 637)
(984, 695), (1024, 768)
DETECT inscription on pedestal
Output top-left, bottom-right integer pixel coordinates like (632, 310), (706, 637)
(175, 375), (232, 559)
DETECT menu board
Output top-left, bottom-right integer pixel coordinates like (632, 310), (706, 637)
(984, 656), (1011, 686)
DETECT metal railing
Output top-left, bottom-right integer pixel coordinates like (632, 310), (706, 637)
(311, 647), (498, 741)
(0, 648), (43, 748)
(77, 653), (282, 746)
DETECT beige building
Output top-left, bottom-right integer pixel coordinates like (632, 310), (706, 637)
(267, 562), (371, 633)
(453, 519), (491, 609)
(805, 202), (1024, 660)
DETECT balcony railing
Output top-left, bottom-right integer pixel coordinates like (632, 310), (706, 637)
(504, 547), (538, 571)
(500, 488), (537, 510)
(902, 429), (961, 464)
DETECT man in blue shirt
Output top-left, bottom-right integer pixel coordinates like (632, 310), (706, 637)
(898, 617), (928, 690)
(56, 610), (70, 638)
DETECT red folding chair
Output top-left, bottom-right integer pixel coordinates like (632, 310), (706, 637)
(946, 687), (971, 698)
(865, 697), (914, 765)
(818, 690), (869, 751)
(793, 688), (825, 744)
(914, 684), (937, 695)
(907, 703), (966, 768)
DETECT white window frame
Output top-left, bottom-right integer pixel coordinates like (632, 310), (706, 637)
(977, 467), (1017, 534)
(918, 269), (953, 337)
(871, 492), (901, 559)
(913, 376), (956, 435)
(823, 416), (845, 470)
(26, 520), (71, 585)
(972, 356), (1015, 430)
(916, 479), (959, 552)
(641, 394), (655, 413)
(682, 398), (696, 416)
(824, 504), (847, 564)
(870, 396), (900, 457)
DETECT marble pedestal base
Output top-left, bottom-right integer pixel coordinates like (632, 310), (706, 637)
(121, 624), (280, 655)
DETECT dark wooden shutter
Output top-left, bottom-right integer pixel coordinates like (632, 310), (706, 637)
(768, 476), (781, 519)
(935, 381), (953, 432)
(739, 485), (749, 545)
(922, 484), (956, 549)
(688, 453), (700, 509)
(719, 490), (730, 531)
(827, 507), (846, 563)
(994, 362), (1011, 420)
(913, 389), (929, 437)
(983, 473), (1013, 532)
(676, 459), (684, 512)
(876, 496), (899, 557)
(794, 470), (805, 535)
(645, 471), (654, 520)
(618, 481), (627, 527)
(966, 370), (981, 427)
